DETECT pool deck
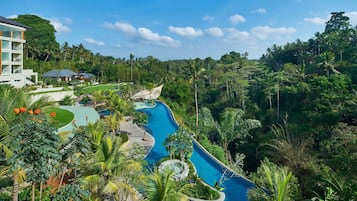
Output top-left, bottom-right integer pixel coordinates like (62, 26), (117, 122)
(120, 116), (155, 155)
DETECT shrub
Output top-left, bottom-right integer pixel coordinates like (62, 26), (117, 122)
(182, 178), (220, 200)
(119, 132), (129, 143)
(0, 192), (11, 201)
(197, 134), (227, 163)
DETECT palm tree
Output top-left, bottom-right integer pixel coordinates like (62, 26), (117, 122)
(86, 121), (106, 151)
(61, 42), (69, 62)
(104, 111), (123, 137)
(272, 71), (289, 121)
(248, 158), (299, 201)
(312, 170), (357, 201)
(105, 92), (132, 115)
(82, 136), (144, 200)
(0, 166), (26, 201)
(130, 53), (134, 81)
(217, 108), (261, 161)
(319, 52), (340, 76)
(92, 90), (104, 108)
(189, 60), (205, 133)
(146, 168), (184, 201)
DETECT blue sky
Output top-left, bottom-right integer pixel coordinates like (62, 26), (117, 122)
(2, 0), (357, 60)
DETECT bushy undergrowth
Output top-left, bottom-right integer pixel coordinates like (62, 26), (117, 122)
(196, 134), (227, 164)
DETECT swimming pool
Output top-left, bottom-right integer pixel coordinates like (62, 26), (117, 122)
(97, 109), (113, 117)
(140, 102), (254, 201)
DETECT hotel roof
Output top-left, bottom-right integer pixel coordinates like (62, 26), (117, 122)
(0, 16), (29, 29)
(42, 69), (78, 78)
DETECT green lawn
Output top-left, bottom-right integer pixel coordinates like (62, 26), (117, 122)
(79, 84), (119, 94)
(44, 106), (74, 128)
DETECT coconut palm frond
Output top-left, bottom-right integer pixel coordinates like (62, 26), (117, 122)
(102, 180), (119, 194)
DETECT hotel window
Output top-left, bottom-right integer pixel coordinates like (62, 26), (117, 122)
(12, 42), (22, 50)
(1, 40), (10, 50)
(2, 65), (10, 75)
(13, 31), (21, 39)
(1, 52), (9, 62)
(1, 31), (11, 38)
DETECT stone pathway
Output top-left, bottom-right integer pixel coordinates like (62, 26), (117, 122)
(119, 117), (155, 155)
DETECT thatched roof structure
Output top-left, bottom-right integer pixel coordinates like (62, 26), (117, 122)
(131, 85), (164, 100)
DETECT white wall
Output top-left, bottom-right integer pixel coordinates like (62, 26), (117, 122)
(29, 90), (76, 103)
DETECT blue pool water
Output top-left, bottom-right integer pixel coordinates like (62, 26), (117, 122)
(97, 109), (113, 117)
(140, 102), (254, 201)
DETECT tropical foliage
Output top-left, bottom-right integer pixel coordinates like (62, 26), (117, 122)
(0, 11), (354, 200)
(248, 158), (299, 201)
(164, 127), (193, 161)
(146, 168), (184, 201)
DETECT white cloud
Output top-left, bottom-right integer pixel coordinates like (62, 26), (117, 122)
(50, 18), (71, 33)
(253, 8), (266, 14)
(205, 27), (224, 37)
(346, 11), (357, 26)
(62, 17), (72, 24)
(304, 17), (326, 25)
(202, 15), (215, 21)
(104, 21), (179, 47)
(304, 12), (357, 27)
(84, 38), (105, 46)
(251, 26), (296, 40)
(104, 22), (136, 35)
(224, 28), (250, 42)
(137, 27), (180, 47)
(229, 14), (246, 25)
(168, 26), (203, 37)
(7, 15), (18, 19)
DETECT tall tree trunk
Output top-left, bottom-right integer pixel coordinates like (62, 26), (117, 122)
(226, 80), (229, 100)
(277, 85), (280, 120)
(12, 176), (18, 201)
(63, 51), (67, 62)
(32, 183), (35, 201)
(223, 143), (232, 163)
(39, 181), (43, 201)
(60, 171), (66, 187)
(130, 61), (133, 81)
(268, 92), (272, 110)
(44, 54), (50, 62)
(195, 82), (199, 132)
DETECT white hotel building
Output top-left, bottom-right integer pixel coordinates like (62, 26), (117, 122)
(0, 16), (37, 88)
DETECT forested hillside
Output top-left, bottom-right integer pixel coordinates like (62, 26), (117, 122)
(13, 12), (357, 200)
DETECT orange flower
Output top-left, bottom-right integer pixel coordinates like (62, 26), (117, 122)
(28, 109), (33, 114)
(50, 112), (56, 117)
(20, 107), (27, 113)
(14, 108), (20, 114)
(34, 108), (41, 115)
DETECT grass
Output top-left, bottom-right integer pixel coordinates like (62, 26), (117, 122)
(43, 106), (74, 128)
(79, 83), (119, 94)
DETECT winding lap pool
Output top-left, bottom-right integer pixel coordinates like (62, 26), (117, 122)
(140, 102), (254, 201)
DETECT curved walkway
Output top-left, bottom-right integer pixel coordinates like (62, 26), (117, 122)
(120, 117), (155, 155)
